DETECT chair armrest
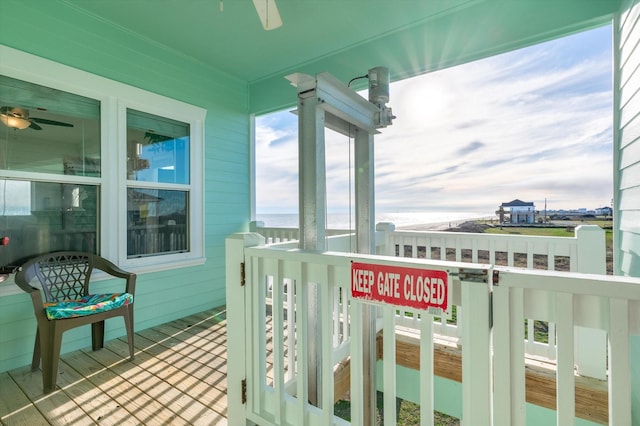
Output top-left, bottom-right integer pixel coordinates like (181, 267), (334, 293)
(14, 266), (40, 295)
(14, 268), (50, 323)
(92, 255), (137, 295)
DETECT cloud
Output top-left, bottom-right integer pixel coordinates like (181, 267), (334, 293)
(455, 140), (486, 157)
(255, 25), (613, 216)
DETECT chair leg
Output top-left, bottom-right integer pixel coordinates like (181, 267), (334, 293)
(31, 327), (41, 371)
(124, 306), (135, 360)
(91, 320), (105, 351)
(41, 325), (62, 394)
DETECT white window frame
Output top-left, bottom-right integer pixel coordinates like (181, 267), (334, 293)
(0, 45), (206, 291)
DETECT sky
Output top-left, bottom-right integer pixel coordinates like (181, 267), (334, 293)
(255, 25), (613, 216)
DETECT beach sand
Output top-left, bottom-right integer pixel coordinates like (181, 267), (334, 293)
(396, 217), (494, 232)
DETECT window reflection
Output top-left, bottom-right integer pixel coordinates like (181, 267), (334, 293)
(126, 109), (189, 184)
(127, 188), (188, 257)
(0, 75), (101, 267)
(0, 180), (98, 267)
(0, 75), (100, 176)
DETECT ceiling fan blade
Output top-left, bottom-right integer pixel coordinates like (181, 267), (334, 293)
(29, 121), (42, 131)
(31, 117), (74, 127)
(252, 0), (282, 30)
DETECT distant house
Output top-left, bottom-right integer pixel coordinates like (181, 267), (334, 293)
(501, 199), (535, 224)
(596, 206), (613, 216)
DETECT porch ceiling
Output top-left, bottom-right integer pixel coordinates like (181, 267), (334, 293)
(2, 0), (621, 113)
(56, 0), (619, 82)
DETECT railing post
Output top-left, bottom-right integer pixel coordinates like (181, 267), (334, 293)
(574, 225), (607, 380)
(575, 225), (606, 273)
(493, 286), (526, 426)
(249, 220), (264, 233)
(375, 222), (396, 256)
(609, 298), (631, 426)
(226, 232), (265, 425)
(461, 270), (493, 426)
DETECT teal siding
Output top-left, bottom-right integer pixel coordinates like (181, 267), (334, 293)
(616, 2), (640, 424)
(0, 2), (249, 371)
(617, 0), (640, 276)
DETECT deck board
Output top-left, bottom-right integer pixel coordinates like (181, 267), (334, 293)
(0, 307), (228, 426)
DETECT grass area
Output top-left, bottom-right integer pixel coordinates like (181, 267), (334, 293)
(480, 219), (613, 274)
(485, 226), (574, 237)
(482, 220), (613, 245)
(334, 399), (459, 425)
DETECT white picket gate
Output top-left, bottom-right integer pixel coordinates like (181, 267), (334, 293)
(226, 231), (640, 425)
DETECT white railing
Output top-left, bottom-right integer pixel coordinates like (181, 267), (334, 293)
(492, 268), (640, 426)
(250, 221), (354, 245)
(226, 231), (640, 425)
(379, 224), (608, 379)
(378, 223), (605, 273)
(252, 221), (608, 379)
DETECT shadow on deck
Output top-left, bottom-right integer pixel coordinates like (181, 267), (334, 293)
(0, 307), (229, 425)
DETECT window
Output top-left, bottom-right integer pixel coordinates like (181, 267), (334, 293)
(0, 75), (101, 266)
(126, 109), (190, 258)
(0, 46), (205, 282)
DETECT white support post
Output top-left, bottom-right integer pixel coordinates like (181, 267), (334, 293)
(419, 313), (434, 426)
(298, 88), (327, 252)
(297, 83), (327, 407)
(492, 286), (526, 426)
(350, 301), (365, 426)
(355, 127), (374, 255)
(461, 275), (493, 426)
(574, 225), (607, 380)
(355, 125), (378, 426)
(225, 232), (265, 425)
(286, 70), (392, 423)
(555, 292), (575, 426)
(382, 306), (397, 426)
(608, 298), (631, 426)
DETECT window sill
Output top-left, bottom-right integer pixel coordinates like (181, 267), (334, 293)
(0, 256), (207, 298)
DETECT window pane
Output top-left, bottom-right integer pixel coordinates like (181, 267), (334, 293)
(127, 188), (188, 257)
(0, 180), (98, 267)
(0, 75), (101, 176)
(126, 109), (190, 184)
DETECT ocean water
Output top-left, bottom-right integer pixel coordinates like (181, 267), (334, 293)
(255, 211), (491, 229)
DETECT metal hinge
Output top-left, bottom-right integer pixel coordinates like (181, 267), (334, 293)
(456, 268), (489, 283)
(241, 378), (247, 404)
(240, 262), (246, 287)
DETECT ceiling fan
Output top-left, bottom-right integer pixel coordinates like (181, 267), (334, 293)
(0, 106), (74, 131)
(252, 0), (282, 30)
(220, 0), (282, 30)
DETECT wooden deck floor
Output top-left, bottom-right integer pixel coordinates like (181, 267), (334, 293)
(0, 307), (229, 426)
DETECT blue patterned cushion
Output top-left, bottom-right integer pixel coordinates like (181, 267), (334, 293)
(44, 293), (133, 320)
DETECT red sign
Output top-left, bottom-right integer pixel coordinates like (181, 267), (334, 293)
(351, 262), (449, 312)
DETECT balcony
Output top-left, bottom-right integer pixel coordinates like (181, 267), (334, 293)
(0, 308), (228, 425)
(2, 224), (636, 425)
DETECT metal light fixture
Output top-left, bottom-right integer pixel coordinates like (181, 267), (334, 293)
(367, 66), (395, 128)
(0, 109), (31, 129)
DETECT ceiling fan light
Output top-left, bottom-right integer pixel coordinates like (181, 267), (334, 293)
(0, 113), (31, 129)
